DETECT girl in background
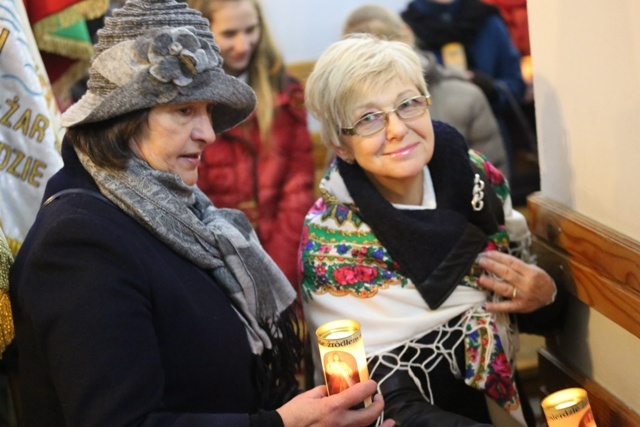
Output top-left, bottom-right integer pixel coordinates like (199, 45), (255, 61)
(188, 0), (315, 287)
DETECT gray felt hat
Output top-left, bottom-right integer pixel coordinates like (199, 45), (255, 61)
(61, 0), (256, 134)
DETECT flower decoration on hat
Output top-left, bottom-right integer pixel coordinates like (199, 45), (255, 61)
(140, 27), (220, 87)
(91, 26), (221, 101)
(60, 0), (256, 131)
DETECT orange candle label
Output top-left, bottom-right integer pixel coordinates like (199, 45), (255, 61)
(316, 319), (371, 407)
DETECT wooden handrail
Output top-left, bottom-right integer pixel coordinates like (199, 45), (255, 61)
(529, 193), (640, 425)
(527, 192), (640, 338)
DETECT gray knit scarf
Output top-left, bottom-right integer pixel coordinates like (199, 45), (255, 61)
(76, 148), (296, 355)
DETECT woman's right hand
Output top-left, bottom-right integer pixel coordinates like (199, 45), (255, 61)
(276, 379), (395, 427)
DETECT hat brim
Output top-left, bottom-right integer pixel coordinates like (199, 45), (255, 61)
(61, 67), (256, 134)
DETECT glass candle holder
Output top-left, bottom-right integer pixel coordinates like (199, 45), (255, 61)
(541, 387), (597, 426)
(316, 319), (371, 407)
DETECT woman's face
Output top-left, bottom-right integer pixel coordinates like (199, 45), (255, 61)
(131, 101), (216, 186)
(336, 80), (435, 196)
(210, 0), (261, 77)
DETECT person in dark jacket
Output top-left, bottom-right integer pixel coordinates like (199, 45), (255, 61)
(8, 1), (392, 426)
(401, 0), (525, 113)
(300, 34), (564, 427)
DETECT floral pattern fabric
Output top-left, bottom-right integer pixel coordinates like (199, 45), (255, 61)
(301, 150), (522, 415)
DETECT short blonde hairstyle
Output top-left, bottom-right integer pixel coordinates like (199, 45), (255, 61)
(305, 34), (428, 148)
(342, 4), (411, 44)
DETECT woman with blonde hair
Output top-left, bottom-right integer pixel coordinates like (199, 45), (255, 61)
(188, 0), (315, 287)
(342, 3), (509, 177)
(300, 34), (563, 426)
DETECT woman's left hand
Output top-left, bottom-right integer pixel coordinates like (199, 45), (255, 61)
(476, 250), (556, 313)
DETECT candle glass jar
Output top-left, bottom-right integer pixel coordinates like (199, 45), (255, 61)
(541, 387), (597, 426)
(316, 319), (371, 407)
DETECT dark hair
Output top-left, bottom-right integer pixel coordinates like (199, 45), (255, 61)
(65, 109), (150, 169)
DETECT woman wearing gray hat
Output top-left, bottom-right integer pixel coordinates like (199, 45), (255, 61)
(8, 1), (392, 426)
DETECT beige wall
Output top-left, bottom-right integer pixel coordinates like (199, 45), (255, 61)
(529, 0), (640, 411)
(262, 0), (410, 63)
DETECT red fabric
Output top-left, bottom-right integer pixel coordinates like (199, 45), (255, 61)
(39, 52), (79, 111)
(482, 0), (530, 55)
(24, 0), (107, 102)
(25, 0), (83, 24)
(39, 52), (76, 82)
(198, 75), (315, 288)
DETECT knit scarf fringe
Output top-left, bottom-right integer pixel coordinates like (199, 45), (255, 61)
(254, 300), (305, 409)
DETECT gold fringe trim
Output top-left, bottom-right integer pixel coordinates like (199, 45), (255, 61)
(38, 35), (94, 60)
(0, 230), (14, 357)
(0, 240), (10, 293)
(32, 0), (109, 59)
(5, 236), (21, 259)
(0, 291), (14, 357)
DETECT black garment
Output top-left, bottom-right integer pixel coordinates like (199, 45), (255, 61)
(370, 317), (494, 426)
(401, 0), (500, 66)
(9, 142), (287, 426)
(337, 121), (502, 309)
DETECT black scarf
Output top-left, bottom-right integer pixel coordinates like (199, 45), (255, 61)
(338, 121), (503, 309)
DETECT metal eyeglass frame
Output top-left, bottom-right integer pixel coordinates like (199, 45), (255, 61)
(340, 95), (432, 137)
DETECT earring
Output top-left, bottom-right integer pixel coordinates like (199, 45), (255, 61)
(343, 157), (355, 165)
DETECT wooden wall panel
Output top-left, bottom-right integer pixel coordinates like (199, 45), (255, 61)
(527, 193), (640, 425)
(527, 193), (640, 339)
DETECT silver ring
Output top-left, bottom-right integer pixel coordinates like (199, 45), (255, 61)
(490, 272), (505, 282)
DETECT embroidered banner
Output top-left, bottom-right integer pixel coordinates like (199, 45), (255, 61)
(25, 0), (109, 109)
(0, 0), (64, 255)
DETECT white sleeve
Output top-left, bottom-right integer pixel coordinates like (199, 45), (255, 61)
(502, 195), (535, 263)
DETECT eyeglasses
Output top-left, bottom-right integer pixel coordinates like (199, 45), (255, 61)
(340, 95), (431, 137)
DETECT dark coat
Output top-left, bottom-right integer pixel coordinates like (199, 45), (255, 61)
(9, 142), (279, 426)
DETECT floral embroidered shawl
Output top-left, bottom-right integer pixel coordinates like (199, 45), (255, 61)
(300, 122), (523, 418)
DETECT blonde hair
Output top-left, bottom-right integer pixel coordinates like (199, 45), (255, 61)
(188, 0), (284, 141)
(342, 4), (413, 44)
(305, 34), (428, 148)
